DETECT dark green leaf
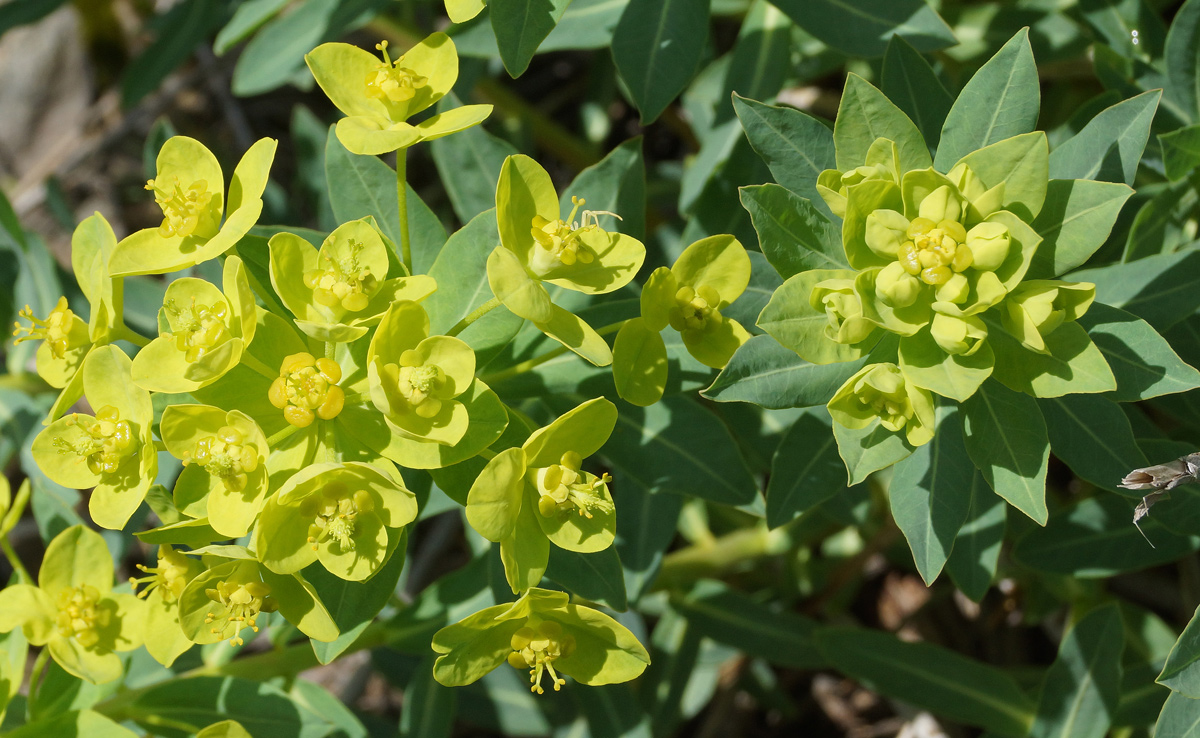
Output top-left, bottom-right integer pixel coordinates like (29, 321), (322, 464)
(613, 469), (682, 602)
(1013, 493), (1200, 577)
(1026, 179), (1133, 279)
(214, 0), (288, 54)
(546, 546), (628, 610)
(945, 472), (1005, 602)
(1070, 248), (1200, 331)
(881, 35), (953, 149)
(491, 0), (573, 76)
(563, 137), (646, 240)
(833, 420), (915, 486)
(739, 184), (844, 278)
(1080, 303), (1200, 401)
(733, 96), (835, 207)
(704, 334), (865, 410)
(673, 580), (824, 670)
(936, 29), (1039, 170)
(962, 380), (1050, 526)
(612, 0), (710, 123)
(308, 534), (407, 664)
(1039, 394), (1147, 496)
(1156, 692), (1200, 737)
(1165, 0), (1200, 123)
(0, 0), (69, 38)
(889, 404), (974, 585)
(431, 94), (518, 224)
(1048, 90), (1160, 186)
(815, 627), (1036, 736)
(769, 0), (955, 57)
(400, 656), (456, 738)
(766, 410), (847, 527)
(121, 0), (226, 108)
(1160, 125), (1200, 181)
(1030, 604), (1124, 738)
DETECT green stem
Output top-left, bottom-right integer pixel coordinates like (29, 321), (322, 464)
(29, 648), (50, 702)
(445, 296), (501, 338)
(1, 539), (30, 584)
(479, 320), (626, 385)
(397, 149), (412, 274)
(325, 341), (335, 361)
(113, 324), (150, 348)
(240, 353), (278, 381)
(266, 424), (300, 447)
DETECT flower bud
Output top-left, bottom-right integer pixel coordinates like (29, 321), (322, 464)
(864, 209), (909, 260)
(810, 278), (875, 345)
(875, 262), (923, 308)
(929, 312), (987, 356)
(917, 185), (963, 224)
(965, 222), (1011, 272)
(1000, 280), (1095, 353)
(827, 362), (936, 446)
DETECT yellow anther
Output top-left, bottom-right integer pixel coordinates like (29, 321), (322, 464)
(508, 621), (576, 695)
(12, 297), (86, 359)
(146, 176), (214, 238)
(181, 425), (260, 491)
(52, 406), (136, 475)
(532, 456), (613, 520)
(54, 584), (105, 648)
(364, 40), (428, 104)
(164, 297), (231, 362)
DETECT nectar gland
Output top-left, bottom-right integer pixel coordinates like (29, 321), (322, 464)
(55, 584), (108, 648)
(302, 481), (375, 553)
(507, 620), (576, 694)
(181, 425), (260, 492)
(379, 349), (447, 419)
(528, 196), (621, 277)
(533, 451), (614, 519)
(53, 405), (137, 475)
(268, 353), (345, 428)
(302, 240), (377, 313)
(364, 40), (428, 106)
(164, 297), (232, 362)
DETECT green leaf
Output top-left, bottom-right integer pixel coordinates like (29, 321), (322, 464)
(1070, 248), (1200, 332)
(602, 396), (759, 506)
(4, 710), (136, 738)
(1123, 179), (1200, 262)
(766, 410), (847, 527)
(935, 29), (1039, 171)
(962, 380), (1050, 526)
(1159, 604), (1200, 698)
(733, 96), (836, 208)
(575, 682), (651, 738)
(834, 73), (931, 173)
(491, 0), (573, 76)
(545, 547), (628, 611)
(213, 0), (288, 54)
(1027, 179), (1133, 279)
(769, 0), (955, 57)
(986, 319), (1117, 399)
(1160, 124), (1200, 181)
(704, 334), (866, 409)
(612, 0), (710, 123)
(400, 656), (456, 738)
(833, 420), (915, 486)
(672, 580), (824, 669)
(308, 534), (407, 665)
(121, 0), (226, 108)
(541, 0), (628, 51)
(1014, 493), (1200, 577)
(757, 269), (880, 365)
(881, 35), (952, 149)
(0, 0), (69, 39)
(431, 95), (519, 224)
(613, 469), (682, 603)
(1030, 605), (1125, 738)
(944, 472), (1005, 602)
(1165, 0), (1200, 123)
(739, 184), (843, 279)
(889, 403), (974, 585)
(324, 127), (447, 275)
(815, 627), (1036, 736)
(563, 137), (646, 241)
(1156, 692), (1200, 737)
(612, 318), (668, 407)
(1039, 394), (1147, 496)
(1048, 90), (1160, 186)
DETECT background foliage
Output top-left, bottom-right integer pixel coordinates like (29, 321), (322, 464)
(4, 0), (1200, 736)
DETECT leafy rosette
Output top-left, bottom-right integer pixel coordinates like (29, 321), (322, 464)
(465, 398), (617, 593)
(613, 234), (752, 406)
(488, 155), (647, 366)
(31, 346), (157, 529)
(828, 362), (936, 447)
(131, 255), (257, 393)
(109, 136), (275, 276)
(160, 405), (270, 538)
(0, 526), (145, 684)
(255, 462), (417, 581)
(129, 544), (203, 667)
(269, 218), (436, 342)
(432, 587), (649, 693)
(305, 32), (492, 156)
(367, 300), (476, 446)
(176, 549), (337, 646)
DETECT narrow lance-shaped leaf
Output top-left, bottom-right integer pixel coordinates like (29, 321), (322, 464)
(1031, 604), (1125, 738)
(962, 380), (1050, 526)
